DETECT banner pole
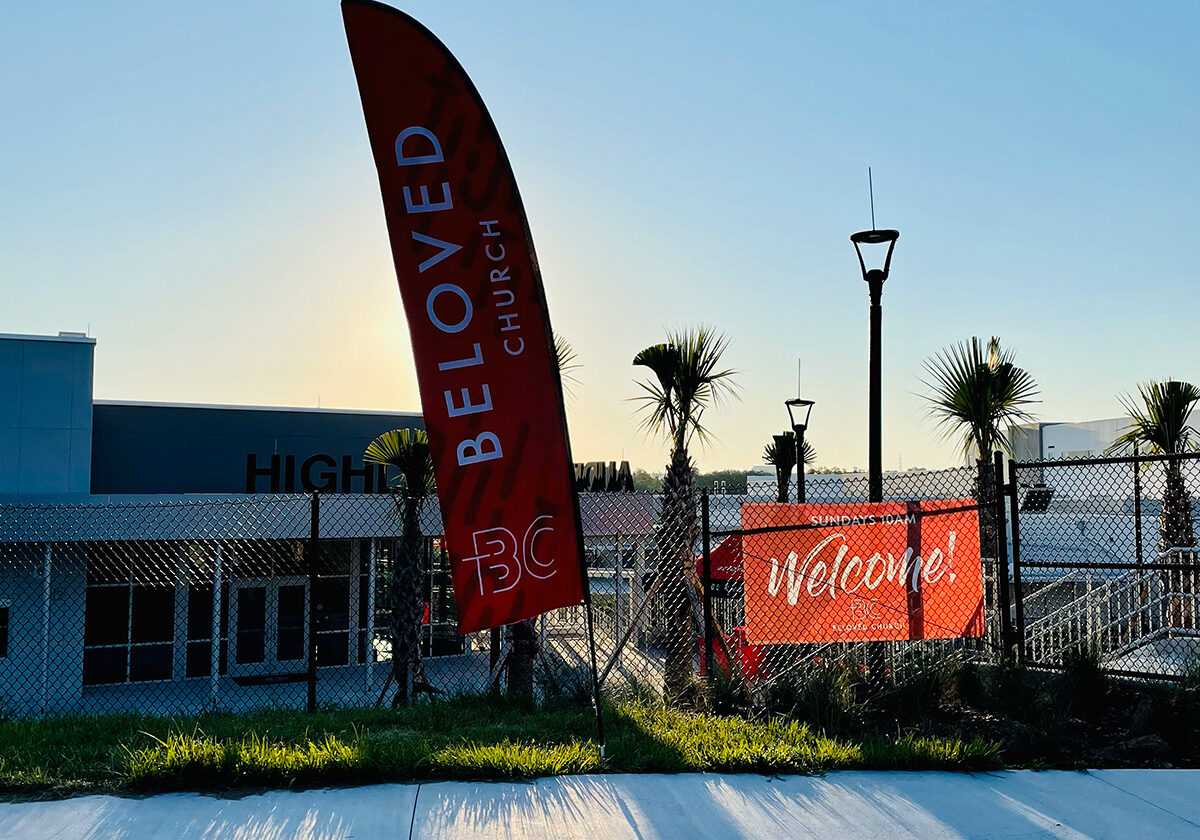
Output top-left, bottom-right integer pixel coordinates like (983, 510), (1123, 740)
(567, 472), (604, 754)
(578, 548), (606, 756)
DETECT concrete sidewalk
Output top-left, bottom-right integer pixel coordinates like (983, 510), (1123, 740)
(2, 770), (1199, 839)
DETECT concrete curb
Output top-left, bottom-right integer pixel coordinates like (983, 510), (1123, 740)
(2, 770), (1198, 839)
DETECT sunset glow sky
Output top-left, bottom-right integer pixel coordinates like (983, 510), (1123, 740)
(4, 1), (1198, 472)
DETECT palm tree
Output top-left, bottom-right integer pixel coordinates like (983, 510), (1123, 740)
(1106, 380), (1199, 555)
(762, 432), (817, 503)
(922, 337), (1038, 557)
(365, 428), (434, 706)
(633, 326), (736, 699)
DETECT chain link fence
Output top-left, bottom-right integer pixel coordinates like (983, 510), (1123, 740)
(1010, 451), (1200, 680)
(699, 464), (1003, 697)
(8, 454), (1190, 720)
(0, 465), (997, 719)
(0, 492), (671, 718)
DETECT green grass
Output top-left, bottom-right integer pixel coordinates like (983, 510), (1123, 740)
(0, 696), (1000, 797)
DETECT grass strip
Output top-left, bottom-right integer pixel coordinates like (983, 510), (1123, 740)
(0, 695), (1000, 797)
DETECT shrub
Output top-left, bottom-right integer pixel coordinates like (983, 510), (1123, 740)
(978, 661), (1063, 731)
(758, 658), (866, 737)
(1055, 641), (1109, 721)
(875, 649), (963, 723)
(1154, 666), (1200, 751)
(955, 660), (986, 707)
(534, 658), (593, 707)
(707, 665), (753, 716)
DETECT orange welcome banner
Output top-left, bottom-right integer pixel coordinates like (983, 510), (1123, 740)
(741, 500), (985, 644)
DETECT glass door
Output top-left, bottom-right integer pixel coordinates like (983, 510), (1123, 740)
(229, 578), (308, 676)
(232, 584), (267, 672)
(276, 583), (307, 665)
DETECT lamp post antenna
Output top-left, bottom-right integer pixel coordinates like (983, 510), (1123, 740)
(868, 166), (875, 230)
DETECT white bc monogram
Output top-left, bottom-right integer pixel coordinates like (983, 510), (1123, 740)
(464, 515), (557, 596)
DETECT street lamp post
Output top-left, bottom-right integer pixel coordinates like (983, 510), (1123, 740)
(785, 398), (815, 504)
(850, 229), (899, 503)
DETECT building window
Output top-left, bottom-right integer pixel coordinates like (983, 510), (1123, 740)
(83, 542), (177, 685)
(0, 604), (9, 658)
(81, 538), (363, 684)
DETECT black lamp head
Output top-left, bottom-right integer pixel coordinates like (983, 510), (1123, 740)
(785, 397), (815, 432)
(850, 229), (900, 283)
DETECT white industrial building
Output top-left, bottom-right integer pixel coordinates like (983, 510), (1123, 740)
(1012, 417), (1135, 462)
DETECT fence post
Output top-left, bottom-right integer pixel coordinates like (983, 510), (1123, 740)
(40, 544), (51, 718)
(365, 538), (377, 671)
(1134, 445), (1145, 638)
(307, 492), (320, 713)
(210, 545), (222, 709)
(992, 451), (1014, 661)
(701, 489), (714, 691)
(1007, 458), (1026, 666)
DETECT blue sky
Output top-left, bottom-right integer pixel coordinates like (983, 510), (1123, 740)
(3, 1), (1197, 472)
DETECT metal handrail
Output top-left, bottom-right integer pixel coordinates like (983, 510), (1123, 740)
(1023, 565), (1200, 664)
(1026, 569), (1139, 631)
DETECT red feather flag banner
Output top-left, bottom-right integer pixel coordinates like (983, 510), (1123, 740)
(342, 0), (587, 635)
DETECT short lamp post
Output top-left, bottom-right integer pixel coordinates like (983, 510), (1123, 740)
(850, 229), (899, 504)
(785, 397), (815, 504)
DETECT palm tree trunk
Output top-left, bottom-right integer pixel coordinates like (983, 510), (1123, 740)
(659, 446), (701, 701)
(1159, 458), (1195, 553)
(390, 496), (425, 707)
(975, 456), (999, 559)
(775, 465), (789, 504)
(507, 619), (537, 700)
(1160, 458), (1196, 630)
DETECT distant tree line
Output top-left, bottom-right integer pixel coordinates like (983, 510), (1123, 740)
(630, 468), (749, 494)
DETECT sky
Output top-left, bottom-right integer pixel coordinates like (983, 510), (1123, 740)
(3, 1), (1198, 473)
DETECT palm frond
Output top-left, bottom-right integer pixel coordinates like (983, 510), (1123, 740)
(1107, 380), (1200, 456)
(554, 334), (582, 399)
(765, 433), (817, 466)
(632, 343), (678, 397)
(364, 428), (434, 497)
(672, 325), (738, 416)
(799, 437), (817, 466)
(631, 378), (676, 441)
(921, 336), (1039, 459)
(633, 326), (738, 453)
(632, 342), (680, 440)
